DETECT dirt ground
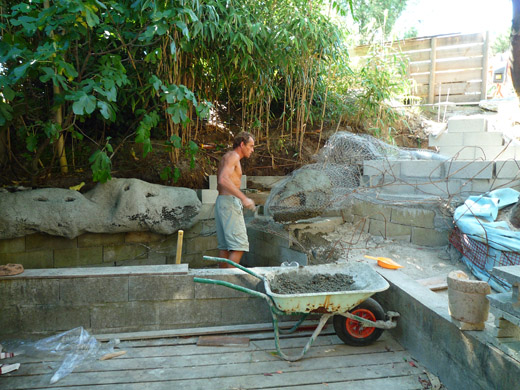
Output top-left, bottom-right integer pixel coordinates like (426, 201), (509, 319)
(322, 222), (470, 283)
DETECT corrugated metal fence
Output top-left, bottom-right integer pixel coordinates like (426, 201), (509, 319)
(353, 32), (490, 104)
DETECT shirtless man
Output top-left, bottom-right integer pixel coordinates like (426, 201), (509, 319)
(215, 132), (255, 268)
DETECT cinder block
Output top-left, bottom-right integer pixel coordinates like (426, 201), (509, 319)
(445, 161), (493, 179)
(209, 175), (246, 190)
(448, 116), (487, 133)
(184, 235), (218, 254)
(60, 277), (128, 304)
(197, 189), (218, 204)
(369, 219), (412, 238)
(352, 200), (392, 222)
(496, 161), (520, 179)
(148, 234), (177, 255)
(475, 146), (516, 161)
(411, 227), (449, 246)
(438, 146), (476, 160)
(0, 279), (59, 305)
(414, 179), (463, 198)
(125, 231), (165, 243)
(116, 255), (167, 267)
(470, 179), (520, 194)
(26, 233), (77, 251)
(391, 208), (435, 229)
(20, 305), (90, 333)
(103, 244), (148, 263)
(378, 180), (417, 195)
(0, 250), (54, 268)
(463, 132), (503, 146)
(129, 274), (194, 301)
(221, 297), (271, 325)
(54, 247), (103, 267)
(428, 133), (464, 147)
(209, 175), (217, 190)
(363, 160), (401, 177)
(78, 233), (125, 248)
(469, 179), (494, 194)
(158, 300), (223, 326)
(400, 160), (444, 179)
(0, 307), (21, 336)
(0, 237), (25, 253)
(91, 301), (156, 329)
(242, 252), (269, 267)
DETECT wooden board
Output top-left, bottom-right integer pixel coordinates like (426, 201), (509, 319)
(197, 336), (250, 347)
(0, 327), (439, 390)
(353, 32), (484, 57)
(409, 56), (483, 74)
(404, 44), (483, 63)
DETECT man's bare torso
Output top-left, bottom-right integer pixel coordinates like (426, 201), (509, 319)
(217, 151), (242, 195)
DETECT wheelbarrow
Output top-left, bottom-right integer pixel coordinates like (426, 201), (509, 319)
(194, 256), (399, 361)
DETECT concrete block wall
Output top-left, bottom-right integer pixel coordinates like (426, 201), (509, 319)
(0, 266), (272, 337)
(243, 222), (308, 267)
(0, 218), (223, 270)
(375, 266), (520, 390)
(339, 196), (452, 246)
(363, 159), (520, 199)
(429, 115), (520, 160)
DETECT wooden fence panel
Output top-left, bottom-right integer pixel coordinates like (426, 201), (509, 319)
(352, 32), (490, 104)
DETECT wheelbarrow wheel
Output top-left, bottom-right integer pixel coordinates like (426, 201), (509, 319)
(333, 298), (385, 346)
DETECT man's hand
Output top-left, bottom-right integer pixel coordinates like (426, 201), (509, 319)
(242, 197), (255, 210)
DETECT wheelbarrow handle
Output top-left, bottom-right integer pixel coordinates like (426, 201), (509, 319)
(202, 255), (265, 281)
(193, 277), (270, 301)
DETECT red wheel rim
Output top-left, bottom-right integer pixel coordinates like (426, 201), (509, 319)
(345, 308), (376, 338)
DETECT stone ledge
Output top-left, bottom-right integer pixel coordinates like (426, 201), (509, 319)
(0, 264), (189, 279)
(376, 265), (520, 390)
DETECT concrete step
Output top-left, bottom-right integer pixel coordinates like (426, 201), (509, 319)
(492, 266), (520, 286)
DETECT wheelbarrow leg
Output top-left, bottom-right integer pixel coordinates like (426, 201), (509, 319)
(271, 311), (332, 362)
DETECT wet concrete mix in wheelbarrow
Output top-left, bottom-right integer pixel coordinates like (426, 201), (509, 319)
(270, 272), (354, 294)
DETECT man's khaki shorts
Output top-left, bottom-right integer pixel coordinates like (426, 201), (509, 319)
(215, 195), (249, 252)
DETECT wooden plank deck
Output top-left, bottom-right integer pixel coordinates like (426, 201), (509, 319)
(1, 328), (438, 389)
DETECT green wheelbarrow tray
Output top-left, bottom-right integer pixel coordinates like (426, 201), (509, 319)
(194, 256), (400, 362)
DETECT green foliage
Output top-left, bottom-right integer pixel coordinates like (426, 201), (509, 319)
(323, 37), (411, 142)
(350, 0), (408, 44)
(1, 0), (211, 182)
(89, 137), (113, 183)
(492, 29), (511, 55)
(1, 0), (413, 184)
(160, 166), (181, 183)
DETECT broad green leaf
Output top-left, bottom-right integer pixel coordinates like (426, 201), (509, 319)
(73, 93), (97, 115)
(169, 134), (182, 149)
(85, 8), (100, 27)
(26, 134), (37, 152)
(13, 62), (31, 80)
(0, 102), (13, 125)
(3, 86), (15, 101)
(98, 101), (115, 121)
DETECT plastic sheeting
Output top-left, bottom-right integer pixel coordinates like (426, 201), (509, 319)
(453, 188), (520, 292)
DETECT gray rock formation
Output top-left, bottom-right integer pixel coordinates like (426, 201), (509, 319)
(0, 178), (201, 239)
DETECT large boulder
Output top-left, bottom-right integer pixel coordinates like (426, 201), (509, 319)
(0, 178), (201, 239)
(265, 164), (360, 222)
